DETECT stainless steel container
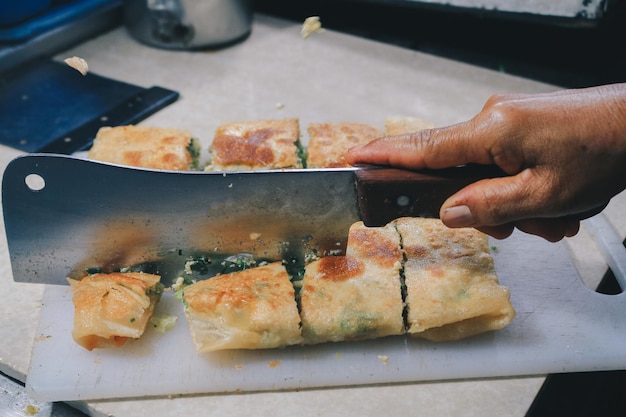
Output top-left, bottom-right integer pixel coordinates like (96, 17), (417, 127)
(123, 0), (252, 50)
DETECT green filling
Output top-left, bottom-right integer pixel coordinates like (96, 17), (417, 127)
(145, 282), (165, 296)
(283, 256), (305, 314)
(295, 139), (307, 168)
(340, 310), (382, 336)
(185, 255), (211, 275)
(187, 138), (201, 170)
(456, 289), (470, 299)
(392, 220), (410, 333)
(84, 266), (102, 275)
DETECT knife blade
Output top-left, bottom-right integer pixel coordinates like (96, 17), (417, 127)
(2, 154), (503, 285)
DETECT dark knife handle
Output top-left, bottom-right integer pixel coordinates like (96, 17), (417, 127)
(355, 165), (506, 227)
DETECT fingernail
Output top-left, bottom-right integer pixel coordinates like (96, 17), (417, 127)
(442, 205), (475, 227)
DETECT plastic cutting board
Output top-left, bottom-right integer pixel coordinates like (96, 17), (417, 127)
(0, 60), (178, 153)
(26, 230), (626, 402)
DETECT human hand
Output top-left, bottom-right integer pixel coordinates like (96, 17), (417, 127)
(345, 83), (626, 241)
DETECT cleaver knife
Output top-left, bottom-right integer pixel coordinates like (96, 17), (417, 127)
(2, 154), (503, 285)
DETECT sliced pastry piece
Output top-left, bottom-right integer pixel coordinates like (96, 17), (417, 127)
(182, 261), (302, 352)
(306, 122), (382, 168)
(88, 125), (200, 170)
(395, 217), (515, 342)
(207, 118), (303, 170)
(384, 116), (435, 135)
(67, 272), (163, 351)
(299, 222), (404, 344)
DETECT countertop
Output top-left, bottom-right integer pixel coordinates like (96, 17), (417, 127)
(1, 13), (624, 417)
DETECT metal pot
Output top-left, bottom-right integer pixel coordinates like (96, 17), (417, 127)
(123, 0), (252, 50)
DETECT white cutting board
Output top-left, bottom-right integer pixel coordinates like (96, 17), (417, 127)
(26, 230), (626, 402)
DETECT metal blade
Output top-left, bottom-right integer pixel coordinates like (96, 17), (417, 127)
(2, 154), (360, 285)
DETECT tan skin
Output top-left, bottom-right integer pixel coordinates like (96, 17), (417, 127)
(345, 83), (626, 242)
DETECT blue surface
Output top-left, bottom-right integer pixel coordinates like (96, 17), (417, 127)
(0, 59), (141, 152)
(0, 0), (51, 26)
(0, 0), (120, 43)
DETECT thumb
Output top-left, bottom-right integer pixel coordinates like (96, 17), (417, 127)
(439, 169), (546, 228)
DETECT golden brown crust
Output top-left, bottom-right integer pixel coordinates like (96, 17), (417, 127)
(299, 222), (404, 344)
(67, 272), (162, 351)
(346, 224), (402, 269)
(384, 116), (435, 136)
(395, 217), (515, 342)
(306, 122), (382, 168)
(208, 118), (301, 170)
(88, 125), (197, 171)
(182, 262), (302, 352)
(311, 256), (365, 282)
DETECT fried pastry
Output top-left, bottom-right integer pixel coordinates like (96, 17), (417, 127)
(182, 262), (302, 352)
(299, 222), (404, 344)
(306, 122), (382, 168)
(88, 125), (200, 170)
(67, 272), (163, 350)
(395, 217), (515, 342)
(208, 118), (303, 170)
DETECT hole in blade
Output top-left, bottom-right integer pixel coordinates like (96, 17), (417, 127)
(25, 173), (45, 191)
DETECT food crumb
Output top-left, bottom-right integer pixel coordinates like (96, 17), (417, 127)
(301, 16), (324, 38)
(64, 56), (89, 75)
(149, 313), (177, 333)
(24, 404), (39, 416)
(267, 360), (281, 368)
(378, 355), (389, 364)
(249, 232), (262, 240)
(234, 364), (244, 370)
(275, 102), (285, 110)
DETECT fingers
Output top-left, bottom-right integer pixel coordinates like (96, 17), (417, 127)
(440, 169), (552, 227)
(475, 218), (580, 242)
(343, 134), (428, 168)
(438, 168), (586, 241)
(474, 224), (515, 240)
(344, 121), (496, 170)
(441, 172), (582, 241)
(567, 203), (608, 221)
(438, 163), (606, 241)
(514, 218), (580, 242)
